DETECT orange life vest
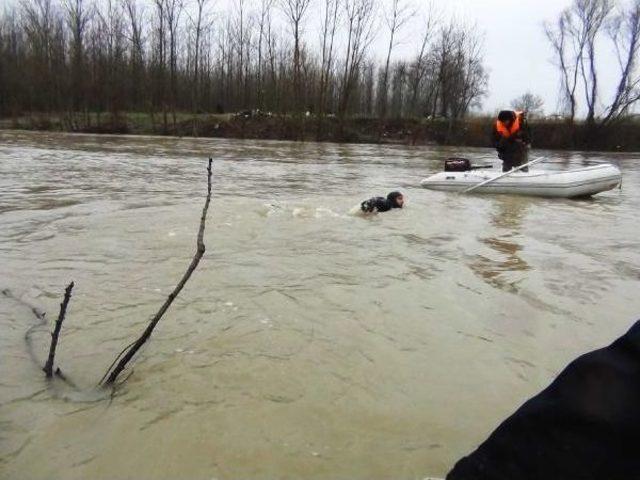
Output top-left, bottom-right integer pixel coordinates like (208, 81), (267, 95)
(495, 111), (523, 138)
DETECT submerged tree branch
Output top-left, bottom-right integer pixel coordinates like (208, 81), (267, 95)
(97, 339), (137, 386)
(43, 281), (74, 378)
(102, 158), (213, 386)
(2, 288), (47, 367)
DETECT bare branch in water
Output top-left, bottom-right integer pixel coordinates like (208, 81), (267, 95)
(103, 158), (213, 385)
(3, 288), (77, 387)
(97, 339), (137, 386)
(55, 367), (77, 388)
(43, 282), (74, 378)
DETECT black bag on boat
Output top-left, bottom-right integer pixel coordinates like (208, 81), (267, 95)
(446, 320), (640, 480)
(444, 158), (471, 172)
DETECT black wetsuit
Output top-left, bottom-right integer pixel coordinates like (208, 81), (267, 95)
(447, 319), (640, 480)
(361, 192), (403, 213)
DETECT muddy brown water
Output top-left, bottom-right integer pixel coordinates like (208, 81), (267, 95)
(1, 130), (639, 479)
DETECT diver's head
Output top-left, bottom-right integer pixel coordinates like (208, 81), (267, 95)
(387, 191), (404, 208)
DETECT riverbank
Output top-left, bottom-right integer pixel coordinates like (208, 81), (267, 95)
(2, 112), (639, 151)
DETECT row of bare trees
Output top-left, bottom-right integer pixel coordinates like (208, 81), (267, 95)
(545, 0), (640, 127)
(0, 0), (487, 131)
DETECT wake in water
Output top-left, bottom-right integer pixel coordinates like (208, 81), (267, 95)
(258, 202), (344, 219)
(256, 191), (406, 219)
(258, 201), (405, 218)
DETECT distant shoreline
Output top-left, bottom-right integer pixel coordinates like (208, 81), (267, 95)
(2, 113), (639, 152)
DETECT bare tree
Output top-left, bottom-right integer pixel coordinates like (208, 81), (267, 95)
(429, 21), (452, 118)
(64, 0), (90, 122)
(281, 0), (312, 113)
(338, 0), (377, 119)
(575, 0), (611, 126)
(360, 60), (375, 115)
(265, 10), (279, 109)
(389, 60), (407, 118)
(377, 0), (413, 119)
(545, 0), (611, 124)
(511, 92), (545, 117)
(98, 0), (127, 122)
(257, 0), (274, 109)
(431, 21), (486, 120)
(123, 0), (146, 113)
(0, 11), (26, 117)
(602, 0), (640, 124)
(21, 0), (57, 113)
(547, 0), (640, 127)
(317, 0), (340, 121)
(232, 0), (248, 108)
(151, 0), (168, 131)
(186, 0), (211, 133)
(449, 23), (487, 119)
(407, 4), (438, 116)
(545, 11), (585, 123)
(242, 12), (254, 108)
(165, 0), (184, 127)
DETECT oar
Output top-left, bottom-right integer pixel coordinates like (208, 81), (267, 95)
(460, 156), (546, 194)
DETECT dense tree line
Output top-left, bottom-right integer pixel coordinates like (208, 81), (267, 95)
(0, 0), (487, 132)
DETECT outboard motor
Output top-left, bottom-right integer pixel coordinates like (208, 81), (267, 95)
(444, 157), (471, 172)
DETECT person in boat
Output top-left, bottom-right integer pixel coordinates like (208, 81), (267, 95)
(360, 191), (404, 213)
(493, 110), (531, 172)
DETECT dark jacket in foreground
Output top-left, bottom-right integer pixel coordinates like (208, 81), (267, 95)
(447, 320), (640, 480)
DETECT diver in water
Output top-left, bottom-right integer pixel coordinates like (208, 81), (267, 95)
(360, 191), (404, 213)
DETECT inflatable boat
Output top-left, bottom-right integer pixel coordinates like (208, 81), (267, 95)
(420, 162), (622, 198)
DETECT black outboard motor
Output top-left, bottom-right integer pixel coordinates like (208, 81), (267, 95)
(444, 157), (471, 172)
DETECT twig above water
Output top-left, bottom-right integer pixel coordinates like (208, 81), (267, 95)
(102, 158), (213, 386)
(43, 281), (74, 378)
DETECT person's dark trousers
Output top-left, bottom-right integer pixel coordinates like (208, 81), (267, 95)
(501, 150), (528, 172)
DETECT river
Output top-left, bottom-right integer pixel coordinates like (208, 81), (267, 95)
(1, 130), (639, 479)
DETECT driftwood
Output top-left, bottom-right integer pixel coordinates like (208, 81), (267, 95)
(3, 288), (75, 386)
(43, 281), (74, 378)
(102, 158), (213, 385)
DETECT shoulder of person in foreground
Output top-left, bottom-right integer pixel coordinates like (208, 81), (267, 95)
(446, 319), (640, 480)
